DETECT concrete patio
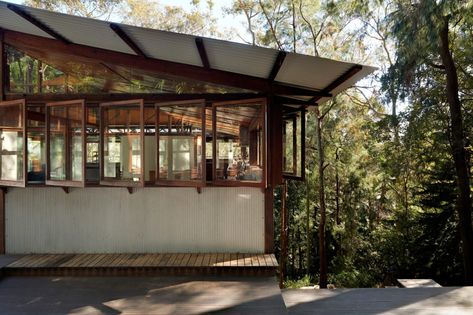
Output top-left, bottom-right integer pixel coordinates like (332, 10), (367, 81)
(0, 275), (472, 314)
(283, 286), (473, 315)
(0, 276), (287, 315)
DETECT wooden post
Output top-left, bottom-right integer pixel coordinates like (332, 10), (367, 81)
(0, 188), (5, 254)
(279, 179), (288, 288)
(0, 28), (5, 101)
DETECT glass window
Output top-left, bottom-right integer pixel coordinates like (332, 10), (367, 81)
(283, 107), (305, 179)
(144, 107), (156, 182)
(157, 100), (205, 185)
(27, 104), (46, 184)
(46, 100), (85, 186)
(0, 100), (26, 187)
(100, 100), (144, 186)
(86, 106), (100, 183)
(213, 99), (265, 185)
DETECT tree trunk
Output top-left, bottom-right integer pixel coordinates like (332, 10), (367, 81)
(439, 18), (473, 285)
(306, 178), (311, 273)
(279, 180), (289, 288)
(335, 148), (341, 226)
(315, 107), (328, 288)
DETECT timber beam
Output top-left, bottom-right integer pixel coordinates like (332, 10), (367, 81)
(268, 51), (286, 81)
(110, 23), (147, 58)
(6, 92), (266, 103)
(3, 30), (330, 97)
(195, 37), (210, 69)
(309, 65), (363, 104)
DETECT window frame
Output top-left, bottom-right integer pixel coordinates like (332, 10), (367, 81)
(45, 99), (86, 187)
(0, 99), (27, 187)
(99, 99), (145, 188)
(212, 98), (266, 188)
(282, 106), (305, 181)
(155, 99), (206, 187)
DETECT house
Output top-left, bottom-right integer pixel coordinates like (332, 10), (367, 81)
(0, 1), (374, 268)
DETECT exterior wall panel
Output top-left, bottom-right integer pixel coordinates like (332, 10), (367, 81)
(5, 187), (264, 254)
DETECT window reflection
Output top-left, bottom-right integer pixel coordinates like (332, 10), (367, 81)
(157, 102), (204, 183)
(101, 101), (144, 185)
(283, 109), (304, 178)
(0, 100), (25, 185)
(47, 101), (85, 184)
(27, 105), (46, 183)
(214, 101), (264, 183)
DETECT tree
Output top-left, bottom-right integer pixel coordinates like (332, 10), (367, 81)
(387, 0), (473, 284)
(24, 0), (121, 19)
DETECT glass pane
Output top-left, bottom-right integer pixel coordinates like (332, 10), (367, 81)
(27, 130), (45, 183)
(86, 107), (100, 182)
(0, 131), (23, 181)
(102, 105), (142, 182)
(144, 107), (156, 182)
(283, 110), (303, 177)
(27, 105), (46, 183)
(47, 103), (84, 182)
(215, 102), (264, 183)
(205, 108), (213, 181)
(283, 118), (294, 174)
(7, 44), (253, 95)
(158, 103), (203, 182)
(0, 102), (24, 182)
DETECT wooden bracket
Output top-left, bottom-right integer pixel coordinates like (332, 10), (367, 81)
(61, 187), (69, 194)
(196, 187), (202, 194)
(126, 187), (134, 194)
(0, 187), (7, 194)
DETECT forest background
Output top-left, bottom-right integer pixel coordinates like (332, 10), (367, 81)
(13, 0), (473, 287)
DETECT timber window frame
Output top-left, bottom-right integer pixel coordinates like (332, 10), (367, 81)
(45, 99), (86, 187)
(155, 100), (206, 187)
(212, 98), (266, 188)
(282, 106), (305, 181)
(100, 99), (145, 188)
(0, 99), (27, 187)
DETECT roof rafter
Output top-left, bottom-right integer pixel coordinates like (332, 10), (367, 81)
(4, 30), (331, 97)
(110, 23), (147, 58)
(195, 37), (210, 69)
(268, 51), (286, 81)
(309, 65), (363, 104)
(7, 4), (71, 44)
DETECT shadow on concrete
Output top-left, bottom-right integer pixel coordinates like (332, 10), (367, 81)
(0, 275), (287, 315)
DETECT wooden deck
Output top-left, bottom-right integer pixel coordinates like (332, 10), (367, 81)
(3, 253), (278, 276)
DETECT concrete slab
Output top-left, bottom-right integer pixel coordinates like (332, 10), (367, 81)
(397, 279), (441, 288)
(283, 287), (473, 315)
(0, 276), (287, 315)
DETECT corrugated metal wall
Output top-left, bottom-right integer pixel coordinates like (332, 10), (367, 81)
(5, 187), (264, 254)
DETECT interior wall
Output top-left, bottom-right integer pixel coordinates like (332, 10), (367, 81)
(5, 187), (264, 254)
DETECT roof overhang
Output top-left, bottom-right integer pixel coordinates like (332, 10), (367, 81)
(0, 1), (376, 104)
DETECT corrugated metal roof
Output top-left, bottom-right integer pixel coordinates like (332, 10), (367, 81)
(20, 5), (136, 54)
(0, 2), (52, 38)
(121, 24), (203, 66)
(0, 1), (376, 103)
(276, 53), (356, 90)
(205, 37), (279, 78)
